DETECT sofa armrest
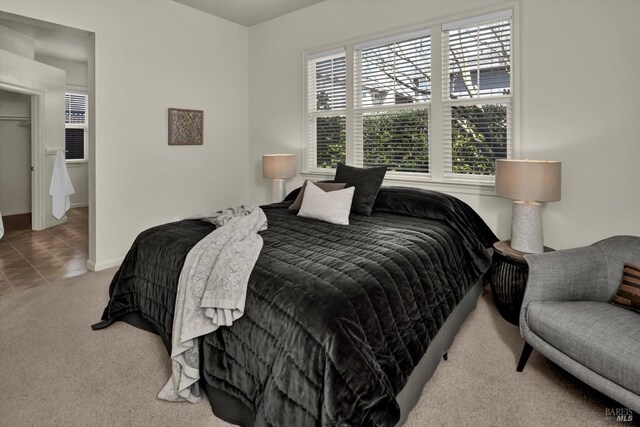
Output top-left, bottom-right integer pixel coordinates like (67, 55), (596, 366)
(519, 246), (609, 334)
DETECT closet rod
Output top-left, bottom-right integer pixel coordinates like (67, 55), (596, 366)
(0, 115), (30, 121)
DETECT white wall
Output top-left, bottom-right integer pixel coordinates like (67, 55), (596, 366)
(36, 55), (87, 89)
(1, 0), (250, 269)
(248, 0), (640, 250)
(521, 0), (640, 249)
(0, 89), (31, 216)
(0, 23), (34, 59)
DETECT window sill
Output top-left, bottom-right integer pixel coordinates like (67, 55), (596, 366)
(300, 171), (497, 196)
(66, 160), (88, 167)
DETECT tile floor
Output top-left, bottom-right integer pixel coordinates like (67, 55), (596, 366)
(0, 207), (89, 297)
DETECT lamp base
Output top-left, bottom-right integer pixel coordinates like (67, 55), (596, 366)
(511, 200), (544, 254)
(271, 179), (286, 203)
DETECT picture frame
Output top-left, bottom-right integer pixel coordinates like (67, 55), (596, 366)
(168, 108), (203, 145)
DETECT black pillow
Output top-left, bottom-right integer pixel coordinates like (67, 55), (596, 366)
(334, 164), (387, 216)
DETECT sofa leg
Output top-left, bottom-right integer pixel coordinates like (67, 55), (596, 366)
(443, 352), (448, 361)
(516, 342), (533, 372)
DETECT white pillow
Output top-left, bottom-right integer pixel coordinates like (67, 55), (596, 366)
(297, 181), (355, 225)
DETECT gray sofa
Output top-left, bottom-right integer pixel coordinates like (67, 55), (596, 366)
(517, 235), (640, 413)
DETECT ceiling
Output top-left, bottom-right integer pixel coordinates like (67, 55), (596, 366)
(174, 0), (325, 26)
(0, 13), (90, 62)
(0, 1), (324, 62)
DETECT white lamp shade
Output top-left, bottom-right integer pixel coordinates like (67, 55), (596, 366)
(262, 154), (296, 179)
(495, 159), (561, 202)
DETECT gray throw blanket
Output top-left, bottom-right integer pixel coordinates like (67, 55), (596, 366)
(158, 205), (267, 403)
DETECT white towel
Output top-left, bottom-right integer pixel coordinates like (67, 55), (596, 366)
(49, 150), (75, 220)
(0, 209), (4, 239)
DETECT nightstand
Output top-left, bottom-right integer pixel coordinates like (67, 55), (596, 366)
(487, 241), (554, 326)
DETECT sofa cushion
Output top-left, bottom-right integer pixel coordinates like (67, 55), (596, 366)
(527, 301), (640, 395)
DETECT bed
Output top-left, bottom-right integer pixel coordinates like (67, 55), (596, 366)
(94, 186), (497, 426)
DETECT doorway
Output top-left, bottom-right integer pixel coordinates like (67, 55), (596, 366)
(0, 13), (93, 295)
(0, 89), (32, 236)
(0, 88), (89, 295)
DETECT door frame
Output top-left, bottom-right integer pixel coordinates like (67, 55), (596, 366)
(0, 83), (45, 230)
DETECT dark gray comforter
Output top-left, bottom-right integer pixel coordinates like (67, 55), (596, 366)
(95, 187), (497, 426)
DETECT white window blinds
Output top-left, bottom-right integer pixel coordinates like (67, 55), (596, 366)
(307, 52), (346, 169)
(443, 11), (512, 178)
(354, 32), (431, 174)
(304, 9), (515, 183)
(65, 92), (88, 160)
(65, 93), (87, 124)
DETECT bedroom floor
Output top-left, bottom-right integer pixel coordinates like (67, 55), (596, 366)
(0, 269), (628, 426)
(0, 207), (88, 296)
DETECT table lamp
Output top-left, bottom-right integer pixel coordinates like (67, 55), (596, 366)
(262, 154), (296, 203)
(495, 159), (561, 253)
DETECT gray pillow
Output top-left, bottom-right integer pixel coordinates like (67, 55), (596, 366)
(334, 164), (387, 216)
(288, 181), (347, 211)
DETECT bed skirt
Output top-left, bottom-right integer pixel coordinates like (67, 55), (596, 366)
(198, 277), (485, 427)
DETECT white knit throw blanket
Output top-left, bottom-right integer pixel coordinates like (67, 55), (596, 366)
(158, 206), (267, 403)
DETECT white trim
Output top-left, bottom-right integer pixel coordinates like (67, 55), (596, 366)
(442, 9), (512, 31)
(300, 171), (496, 196)
(70, 202), (88, 208)
(65, 159), (88, 166)
(345, 44), (355, 166)
(0, 81), (46, 231)
(354, 28), (431, 50)
(442, 95), (512, 107)
(430, 24), (444, 181)
(308, 48), (344, 61)
(65, 88), (88, 97)
(513, 0), (524, 158)
(356, 103), (430, 114)
(87, 258), (122, 272)
(66, 84), (87, 93)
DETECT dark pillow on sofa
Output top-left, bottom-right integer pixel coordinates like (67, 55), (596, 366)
(334, 164), (387, 216)
(610, 263), (640, 313)
(288, 181), (347, 210)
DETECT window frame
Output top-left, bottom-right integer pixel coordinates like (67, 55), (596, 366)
(302, 3), (520, 191)
(64, 90), (88, 163)
(353, 30), (432, 176)
(306, 50), (348, 170)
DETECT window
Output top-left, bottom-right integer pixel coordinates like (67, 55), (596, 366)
(305, 9), (513, 183)
(443, 12), (511, 178)
(355, 31), (431, 174)
(307, 51), (346, 169)
(65, 92), (88, 161)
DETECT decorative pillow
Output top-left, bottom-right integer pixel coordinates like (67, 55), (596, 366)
(610, 263), (640, 313)
(297, 181), (355, 225)
(288, 181), (347, 211)
(334, 164), (387, 216)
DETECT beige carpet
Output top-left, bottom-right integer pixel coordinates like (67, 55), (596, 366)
(0, 270), (626, 426)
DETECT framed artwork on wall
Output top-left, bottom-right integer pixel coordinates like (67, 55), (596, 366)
(168, 108), (203, 145)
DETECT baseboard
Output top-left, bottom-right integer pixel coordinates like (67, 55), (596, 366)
(70, 202), (88, 208)
(87, 258), (122, 272)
